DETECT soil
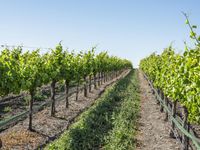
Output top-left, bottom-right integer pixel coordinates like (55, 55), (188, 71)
(0, 84), (73, 123)
(0, 70), (129, 150)
(136, 71), (181, 150)
(0, 95), (26, 121)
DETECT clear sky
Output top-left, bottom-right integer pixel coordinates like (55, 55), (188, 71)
(0, 0), (199, 67)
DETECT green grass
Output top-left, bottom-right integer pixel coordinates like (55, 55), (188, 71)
(45, 70), (140, 150)
(103, 71), (139, 150)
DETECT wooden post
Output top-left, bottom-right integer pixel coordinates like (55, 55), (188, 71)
(170, 100), (177, 138)
(65, 80), (69, 108)
(182, 107), (189, 150)
(101, 72), (103, 85)
(164, 96), (169, 121)
(84, 76), (87, 97)
(28, 90), (34, 131)
(76, 80), (80, 101)
(160, 91), (164, 112)
(98, 72), (101, 86)
(50, 80), (56, 116)
(94, 74), (97, 89)
(89, 75), (92, 92)
(157, 89), (160, 104)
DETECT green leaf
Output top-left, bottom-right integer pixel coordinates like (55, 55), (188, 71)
(185, 19), (189, 24)
(198, 36), (200, 41)
(192, 25), (197, 29)
(190, 31), (196, 38)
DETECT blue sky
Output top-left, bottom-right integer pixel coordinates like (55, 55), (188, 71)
(0, 0), (199, 67)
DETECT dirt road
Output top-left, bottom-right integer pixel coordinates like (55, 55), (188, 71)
(136, 71), (181, 150)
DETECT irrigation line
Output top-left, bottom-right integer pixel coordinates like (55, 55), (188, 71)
(0, 93), (65, 130)
(142, 72), (200, 149)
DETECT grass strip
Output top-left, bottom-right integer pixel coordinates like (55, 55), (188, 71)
(103, 70), (139, 150)
(45, 70), (139, 150)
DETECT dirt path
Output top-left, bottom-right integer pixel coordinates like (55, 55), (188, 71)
(136, 71), (181, 150)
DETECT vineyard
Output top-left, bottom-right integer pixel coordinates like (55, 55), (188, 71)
(0, 45), (132, 149)
(139, 15), (200, 150)
(0, 32), (200, 150)
(0, 1), (200, 150)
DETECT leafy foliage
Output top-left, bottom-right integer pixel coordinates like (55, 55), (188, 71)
(0, 43), (132, 129)
(21, 49), (47, 93)
(140, 15), (200, 123)
(0, 47), (22, 95)
(140, 46), (200, 124)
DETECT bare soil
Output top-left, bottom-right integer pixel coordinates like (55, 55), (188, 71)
(0, 84), (73, 123)
(0, 71), (129, 150)
(136, 71), (181, 150)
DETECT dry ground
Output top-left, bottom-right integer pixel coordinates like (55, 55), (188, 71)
(136, 71), (181, 150)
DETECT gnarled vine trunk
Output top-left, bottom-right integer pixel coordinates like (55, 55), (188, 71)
(94, 74), (97, 89)
(76, 79), (80, 101)
(164, 96), (169, 121)
(182, 107), (189, 150)
(170, 100), (177, 138)
(98, 72), (101, 86)
(84, 76), (87, 97)
(50, 80), (56, 116)
(89, 75), (92, 92)
(65, 80), (69, 108)
(28, 90), (34, 131)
